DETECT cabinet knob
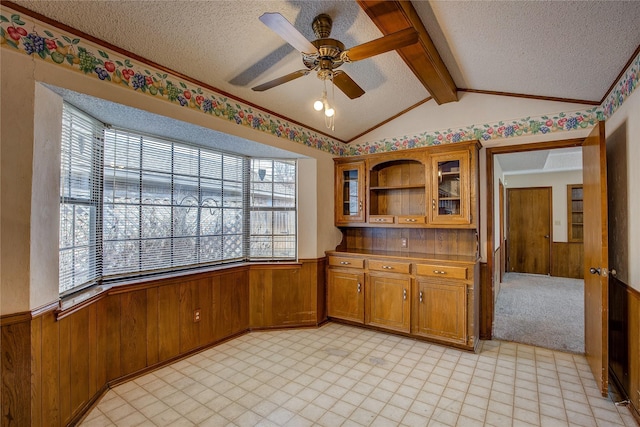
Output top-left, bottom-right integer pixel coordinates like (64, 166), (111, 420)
(357, 283), (361, 293)
(419, 291), (423, 303)
(339, 261), (351, 265)
(403, 289), (407, 300)
(432, 199), (436, 210)
(382, 265), (393, 270)
(405, 218), (416, 222)
(433, 270), (447, 275)
(359, 201), (362, 212)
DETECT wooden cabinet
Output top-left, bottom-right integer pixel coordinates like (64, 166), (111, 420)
(413, 279), (467, 344)
(327, 255), (365, 323)
(368, 158), (426, 225)
(326, 251), (478, 351)
(429, 150), (471, 225)
(330, 141), (480, 351)
(333, 141), (479, 228)
(335, 161), (366, 225)
(366, 274), (410, 333)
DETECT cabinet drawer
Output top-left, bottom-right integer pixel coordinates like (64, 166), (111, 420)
(368, 259), (411, 274)
(328, 256), (365, 269)
(369, 215), (395, 224)
(397, 215), (426, 225)
(415, 264), (468, 280)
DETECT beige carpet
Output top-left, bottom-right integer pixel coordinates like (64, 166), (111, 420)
(493, 273), (584, 353)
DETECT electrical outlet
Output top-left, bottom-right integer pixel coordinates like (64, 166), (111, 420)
(401, 237), (408, 248)
(193, 309), (201, 323)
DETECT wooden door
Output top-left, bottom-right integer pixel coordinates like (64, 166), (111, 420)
(582, 121), (609, 396)
(366, 274), (410, 332)
(327, 269), (365, 323)
(413, 279), (467, 344)
(507, 187), (551, 274)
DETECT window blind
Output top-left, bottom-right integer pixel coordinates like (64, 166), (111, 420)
(60, 103), (297, 295)
(249, 159), (297, 259)
(102, 129), (247, 278)
(59, 104), (103, 295)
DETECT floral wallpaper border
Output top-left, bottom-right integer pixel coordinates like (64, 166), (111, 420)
(1, 5), (638, 158)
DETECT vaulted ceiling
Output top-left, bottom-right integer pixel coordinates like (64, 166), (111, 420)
(10, 0), (640, 143)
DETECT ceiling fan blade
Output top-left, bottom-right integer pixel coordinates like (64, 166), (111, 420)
(252, 69), (311, 92)
(259, 12), (318, 54)
(333, 71), (365, 99)
(342, 27), (418, 62)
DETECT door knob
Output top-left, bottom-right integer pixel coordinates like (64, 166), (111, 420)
(589, 267), (601, 275)
(544, 235), (549, 239)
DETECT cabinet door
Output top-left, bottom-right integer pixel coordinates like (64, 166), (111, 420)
(366, 274), (410, 333)
(413, 279), (467, 344)
(335, 162), (366, 225)
(429, 151), (471, 225)
(327, 269), (365, 323)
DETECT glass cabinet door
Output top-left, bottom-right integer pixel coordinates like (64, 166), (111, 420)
(430, 151), (470, 225)
(335, 162), (365, 224)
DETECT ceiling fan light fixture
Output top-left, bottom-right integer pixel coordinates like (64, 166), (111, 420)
(313, 99), (324, 111)
(324, 106), (335, 117)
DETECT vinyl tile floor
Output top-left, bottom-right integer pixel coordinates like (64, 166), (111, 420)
(80, 323), (637, 427)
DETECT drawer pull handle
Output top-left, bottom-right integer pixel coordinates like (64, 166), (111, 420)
(403, 289), (407, 300)
(382, 265), (393, 270)
(357, 283), (361, 293)
(432, 199), (436, 210)
(433, 270), (447, 275)
(404, 218), (416, 222)
(419, 291), (423, 303)
(339, 261), (351, 265)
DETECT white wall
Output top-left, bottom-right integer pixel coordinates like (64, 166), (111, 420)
(503, 170), (583, 243)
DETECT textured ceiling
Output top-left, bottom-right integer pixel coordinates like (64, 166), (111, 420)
(12, 0), (640, 144)
(497, 147), (583, 175)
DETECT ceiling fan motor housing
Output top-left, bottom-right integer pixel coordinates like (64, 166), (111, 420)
(303, 13), (346, 78)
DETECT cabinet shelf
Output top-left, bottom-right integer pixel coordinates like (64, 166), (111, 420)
(370, 185), (426, 191)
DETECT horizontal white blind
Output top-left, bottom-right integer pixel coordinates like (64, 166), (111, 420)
(102, 130), (246, 278)
(249, 159), (297, 259)
(59, 105), (103, 295)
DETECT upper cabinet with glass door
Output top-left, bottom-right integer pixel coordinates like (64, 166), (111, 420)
(335, 161), (366, 225)
(429, 150), (472, 226)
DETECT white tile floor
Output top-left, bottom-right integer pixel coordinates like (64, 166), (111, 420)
(80, 323), (637, 427)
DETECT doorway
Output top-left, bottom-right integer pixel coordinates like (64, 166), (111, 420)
(507, 187), (552, 275)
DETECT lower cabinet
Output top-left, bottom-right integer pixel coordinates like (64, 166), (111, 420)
(327, 252), (478, 351)
(366, 273), (411, 333)
(327, 269), (365, 324)
(413, 279), (467, 344)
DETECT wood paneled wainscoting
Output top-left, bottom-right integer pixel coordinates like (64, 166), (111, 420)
(609, 276), (640, 423)
(1, 259), (326, 426)
(551, 242), (584, 279)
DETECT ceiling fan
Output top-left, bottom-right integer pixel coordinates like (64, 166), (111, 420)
(251, 12), (419, 99)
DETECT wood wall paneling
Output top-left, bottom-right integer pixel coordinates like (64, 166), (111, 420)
(158, 284), (181, 361)
(179, 280), (200, 353)
(40, 310), (60, 426)
(146, 287), (159, 366)
(479, 262), (492, 340)
(120, 290), (147, 377)
(69, 309), (91, 416)
(551, 242), (584, 279)
(58, 310), (71, 425)
(1, 320), (31, 426)
(30, 315), (42, 427)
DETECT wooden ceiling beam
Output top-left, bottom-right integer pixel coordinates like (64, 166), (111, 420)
(357, 0), (458, 105)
